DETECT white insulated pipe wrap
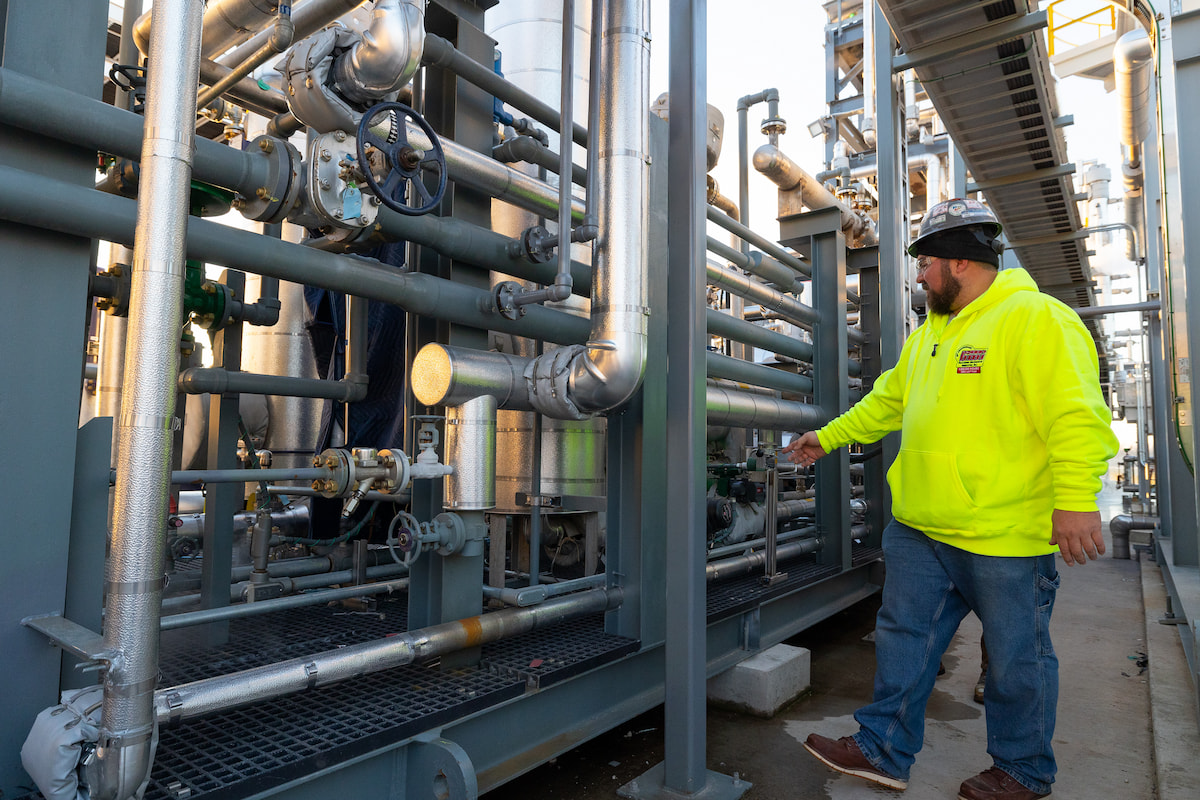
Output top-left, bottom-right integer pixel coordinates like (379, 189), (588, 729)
(94, 3), (205, 799)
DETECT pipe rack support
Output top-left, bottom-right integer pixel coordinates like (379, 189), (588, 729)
(153, 588), (622, 724)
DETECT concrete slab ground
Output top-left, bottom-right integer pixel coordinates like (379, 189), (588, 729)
(484, 481), (1199, 800)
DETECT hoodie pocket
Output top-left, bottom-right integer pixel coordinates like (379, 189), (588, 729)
(889, 449), (977, 532)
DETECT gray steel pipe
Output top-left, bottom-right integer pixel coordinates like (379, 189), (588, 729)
(493, 135), (588, 187)
(267, 484), (411, 503)
(0, 165), (592, 346)
(1074, 299), (1161, 319)
(708, 238), (799, 292)
(196, 8), (294, 110)
(161, 578), (411, 630)
(0, 70), (592, 292)
(422, 33), (589, 148)
(153, 587), (620, 723)
(92, 4), (205, 799)
(165, 563), (410, 609)
(198, 56), (291, 117)
(171, 467), (331, 485)
(705, 308), (861, 377)
(705, 205), (810, 277)
(178, 367), (368, 401)
(445, 394), (497, 510)
(706, 525), (816, 560)
(706, 385), (828, 431)
(706, 352), (814, 395)
(705, 537), (822, 581)
(405, 120), (586, 223)
(1109, 513), (1158, 559)
(706, 259), (818, 326)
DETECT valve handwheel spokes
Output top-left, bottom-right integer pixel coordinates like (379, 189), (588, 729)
(356, 101), (447, 216)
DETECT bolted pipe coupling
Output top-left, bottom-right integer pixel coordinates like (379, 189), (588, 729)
(523, 345), (591, 420)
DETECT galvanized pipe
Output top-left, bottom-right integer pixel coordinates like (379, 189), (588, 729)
(445, 394), (497, 511)
(164, 562), (409, 609)
(706, 526), (816, 560)
(195, 5), (294, 109)
(153, 587), (621, 723)
(1074, 299), (1161, 318)
(753, 143), (877, 246)
(220, 0), (366, 66)
(93, 3), (205, 798)
(266, 484), (411, 503)
(705, 537), (822, 581)
(422, 33), (589, 148)
(492, 135), (588, 187)
(0, 165), (593, 346)
(161, 578), (410, 630)
(706, 259), (818, 326)
(706, 385), (827, 431)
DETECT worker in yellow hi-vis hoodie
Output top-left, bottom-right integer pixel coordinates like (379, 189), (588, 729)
(786, 198), (1118, 800)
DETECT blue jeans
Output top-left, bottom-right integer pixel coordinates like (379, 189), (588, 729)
(851, 520), (1060, 794)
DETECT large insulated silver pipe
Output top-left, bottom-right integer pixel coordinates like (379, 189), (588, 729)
(153, 587), (621, 723)
(861, 0), (876, 149)
(753, 143), (877, 246)
(706, 385), (827, 431)
(1115, 29), (1154, 264)
(136, 0), (279, 59)
(445, 394), (497, 510)
(538, 0), (649, 414)
(91, 3), (205, 799)
(221, 0), (366, 65)
(333, 0), (425, 104)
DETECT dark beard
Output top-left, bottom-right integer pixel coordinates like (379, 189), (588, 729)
(926, 262), (962, 316)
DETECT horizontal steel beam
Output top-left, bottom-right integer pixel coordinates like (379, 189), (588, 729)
(967, 163), (1075, 193)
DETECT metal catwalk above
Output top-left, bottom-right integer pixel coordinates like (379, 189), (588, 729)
(876, 0), (1097, 311)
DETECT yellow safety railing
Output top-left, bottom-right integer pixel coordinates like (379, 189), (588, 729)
(1047, 0), (1117, 56)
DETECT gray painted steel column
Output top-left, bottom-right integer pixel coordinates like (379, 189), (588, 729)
(0, 1), (108, 790)
(873, 1), (904, 526)
(663, 0), (707, 790)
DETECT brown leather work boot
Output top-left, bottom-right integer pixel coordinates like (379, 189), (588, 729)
(958, 767), (1050, 800)
(802, 733), (908, 791)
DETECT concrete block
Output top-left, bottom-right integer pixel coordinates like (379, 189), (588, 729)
(707, 643), (811, 718)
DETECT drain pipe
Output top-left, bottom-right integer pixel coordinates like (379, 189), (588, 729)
(1109, 513), (1158, 559)
(153, 587), (621, 723)
(90, 3), (205, 799)
(1115, 28), (1153, 264)
(736, 88), (780, 244)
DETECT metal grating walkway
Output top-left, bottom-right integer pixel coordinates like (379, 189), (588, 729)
(139, 595), (637, 800)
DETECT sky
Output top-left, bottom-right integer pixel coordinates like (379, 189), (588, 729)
(645, 0), (1126, 244)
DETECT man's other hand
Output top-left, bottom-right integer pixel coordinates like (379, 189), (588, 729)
(781, 431), (828, 467)
(1050, 509), (1105, 566)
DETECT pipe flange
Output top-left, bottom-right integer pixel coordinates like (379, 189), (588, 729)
(431, 512), (466, 557)
(492, 281), (527, 321)
(376, 448), (411, 492)
(313, 448), (352, 498)
(235, 135), (303, 224)
(95, 263), (131, 317)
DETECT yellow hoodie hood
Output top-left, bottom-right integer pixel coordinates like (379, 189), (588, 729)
(817, 268), (1118, 556)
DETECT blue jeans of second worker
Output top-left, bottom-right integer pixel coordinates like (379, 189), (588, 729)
(850, 520), (1060, 795)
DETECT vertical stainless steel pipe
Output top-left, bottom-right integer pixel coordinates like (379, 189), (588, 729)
(91, 3), (206, 798)
(445, 394), (497, 511)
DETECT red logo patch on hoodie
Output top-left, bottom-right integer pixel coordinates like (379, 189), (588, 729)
(956, 346), (986, 374)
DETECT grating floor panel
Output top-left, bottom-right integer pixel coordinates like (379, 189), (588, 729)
(142, 594), (636, 800)
(706, 543), (883, 622)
